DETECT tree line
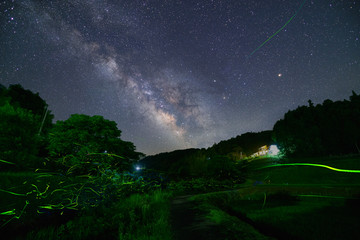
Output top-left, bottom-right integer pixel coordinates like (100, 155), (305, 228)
(1, 83), (359, 175)
(273, 91), (360, 157)
(142, 91), (360, 177)
(0, 84), (143, 172)
(141, 131), (273, 178)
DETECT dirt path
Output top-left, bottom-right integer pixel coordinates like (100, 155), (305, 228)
(169, 195), (225, 240)
(169, 184), (360, 240)
(169, 193), (275, 240)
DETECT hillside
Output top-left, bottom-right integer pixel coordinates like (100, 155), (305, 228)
(140, 130), (273, 176)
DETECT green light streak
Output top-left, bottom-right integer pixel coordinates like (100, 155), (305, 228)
(0, 201), (29, 229)
(87, 152), (125, 159)
(38, 198), (78, 211)
(31, 184), (50, 198)
(0, 159), (15, 165)
(0, 189), (32, 196)
(85, 187), (101, 196)
(250, 0), (307, 56)
(50, 189), (67, 195)
(0, 183), (50, 198)
(259, 163), (360, 173)
(262, 193), (267, 208)
(298, 194), (346, 199)
(0, 210), (16, 216)
(18, 200), (29, 218)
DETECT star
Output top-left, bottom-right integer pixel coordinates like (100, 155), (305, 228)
(1, 0), (358, 155)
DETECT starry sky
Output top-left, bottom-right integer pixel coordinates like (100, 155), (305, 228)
(1, 0), (359, 155)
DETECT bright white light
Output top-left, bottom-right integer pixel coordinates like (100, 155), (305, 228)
(269, 145), (280, 156)
(135, 166), (141, 171)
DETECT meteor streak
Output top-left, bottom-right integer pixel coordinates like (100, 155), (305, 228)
(250, 0), (308, 56)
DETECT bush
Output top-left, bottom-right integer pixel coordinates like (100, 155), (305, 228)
(48, 114), (143, 173)
(0, 102), (42, 169)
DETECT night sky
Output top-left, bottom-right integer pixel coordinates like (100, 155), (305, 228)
(1, 0), (359, 155)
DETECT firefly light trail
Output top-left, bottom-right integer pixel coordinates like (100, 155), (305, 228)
(258, 163), (360, 173)
(250, 0), (308, 56)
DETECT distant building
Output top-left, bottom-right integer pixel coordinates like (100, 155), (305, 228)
(251, 145), (269, 157)
(250, 145), (279, 158)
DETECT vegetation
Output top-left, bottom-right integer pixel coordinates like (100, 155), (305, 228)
(191, 156), (360, 240)
(0, 170), (172, 240)
(140, 131), (273, 179)
(273, 91), (360, 157)
(0, 84), (359, 239)
(0, 102), (42, 168)
(48, 114), (144, 174)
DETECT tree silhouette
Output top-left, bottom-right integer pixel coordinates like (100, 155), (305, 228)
(0, 84), (54, 169)
(273, 91), (360, 157)
(5, 84), (54, 134)
(48, 114), (143, 171)
(0, 102), (41, 169)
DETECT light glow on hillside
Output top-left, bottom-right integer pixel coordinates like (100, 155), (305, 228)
(269, 145), (280, 156)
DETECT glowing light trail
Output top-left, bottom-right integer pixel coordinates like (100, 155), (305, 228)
(298, 194), (346, 199)
(250, 0), (308, 56)
(0, 159), (15, 164)
(0, 210), (16, 216)
(258, 163), (360, 173)
(0, 189), (30, 196)
(0, 201), (29, 229)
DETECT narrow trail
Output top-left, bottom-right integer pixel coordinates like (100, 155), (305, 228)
(169, 192), (274, 240)
(169, 184), (360, 240)
(169, 195), (225, 240)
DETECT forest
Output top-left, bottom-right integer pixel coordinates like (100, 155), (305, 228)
(1, 84), (360, 239)
(142, 92), (360, 176)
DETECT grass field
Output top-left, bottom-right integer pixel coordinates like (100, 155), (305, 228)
(1, 155), (359, 239)
(191, 155), (360, 240)
(0, 170), (173, 239)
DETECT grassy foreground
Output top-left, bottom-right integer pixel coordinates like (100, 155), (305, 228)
(192, 189), (360, 240)
(25, 190), (173, 240)
(0, 171), (173, 240)
(190, 156), (360, 240)
(1, 156), (360, 239)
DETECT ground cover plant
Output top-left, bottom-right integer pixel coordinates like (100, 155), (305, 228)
(1, 85), (360, 239)
(23, 190), (173, 240)
(191, 156), (360, 240)
(0, 163), (173, 239)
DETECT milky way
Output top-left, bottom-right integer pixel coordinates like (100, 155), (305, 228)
(1, 0), (359, 155)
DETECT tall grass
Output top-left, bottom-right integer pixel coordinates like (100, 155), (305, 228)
(24, 190), (173, 240)
(117, 190), (173, 240)
(191, 184), (360, 240)
(0, 169), (173, 239)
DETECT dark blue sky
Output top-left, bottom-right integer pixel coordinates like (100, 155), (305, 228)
(1, 0), (359, 155)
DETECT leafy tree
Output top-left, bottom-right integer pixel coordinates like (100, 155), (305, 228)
(0, 84), (55, 169)
(273, 91), (360, 157)
(206, 155), (238, 179)
(180, 149), (207, 176)
(0, 84), (54, 160)
(140, 131), (272, 178)
(209, 131), (273, 157)
(139, 148), (204, 177)
(5, 84), (54, 134)
(48, 114), (143, 172)
(344, 91), (360, 153)
(0, 84), (8, 105)
(273, 106), (324, 157)
(0, 102), (42, 169)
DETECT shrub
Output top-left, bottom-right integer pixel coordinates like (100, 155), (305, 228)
(0, 102), (42, 169)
